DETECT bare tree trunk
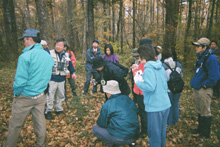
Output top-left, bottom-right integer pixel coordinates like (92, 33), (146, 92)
(163, 0), (180, 50)
(103, 1), (107, 42)
(108, 0), (111, 42)
(82, 0), (87, 61)
(87, 0), (95, 45)
(3, 0), (18, 60)
(133, 0), (136, 48)
(35, 0), (51, 45)
(112, 1), (115, 42)
(67, 0), (76, 51)
(25, 0), (31, 28)
(207, 0), (216, 38)
(119, 0), (123, 53)
(183, 0), (192, 65)
(49, 0), (56, 36)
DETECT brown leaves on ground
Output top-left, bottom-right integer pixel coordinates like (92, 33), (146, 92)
(0, 66), (220, 147)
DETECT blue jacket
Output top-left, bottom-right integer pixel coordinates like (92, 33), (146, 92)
(85, 47), (102, 72)
(13, 43), (54, 97)
(97, 94), (140, 140)
(97, 61), (130, 95)
(191, 49), (220, 89)
(136, 60), (171, 112)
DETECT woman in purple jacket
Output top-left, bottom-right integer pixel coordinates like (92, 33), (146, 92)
(103, 44), (119, 63)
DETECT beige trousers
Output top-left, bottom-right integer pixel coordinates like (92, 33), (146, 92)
(193, 88), (212, 117)
(4, 94), (46, 147)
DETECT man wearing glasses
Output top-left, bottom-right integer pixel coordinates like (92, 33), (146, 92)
(191, 37), (220, 139)
(3, 29), (54, 147)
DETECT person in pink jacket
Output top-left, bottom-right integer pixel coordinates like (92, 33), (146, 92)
(64, 42), (77, 102)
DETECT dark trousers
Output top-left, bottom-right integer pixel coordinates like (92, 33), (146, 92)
(65, 78), (77, 98)
(84, 71), (101, 94)
(134, 93), (148, 134)
(213, 79), (220, 97)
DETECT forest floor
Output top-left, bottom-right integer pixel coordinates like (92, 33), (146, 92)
(0, 62), (220, 147)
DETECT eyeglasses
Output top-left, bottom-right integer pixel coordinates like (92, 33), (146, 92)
(23, 37), (29, 43)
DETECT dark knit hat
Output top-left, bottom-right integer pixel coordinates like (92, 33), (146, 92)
(93, 39), (100, 44)
(93, 56), (105, 69)
(139, 38), (152, 46)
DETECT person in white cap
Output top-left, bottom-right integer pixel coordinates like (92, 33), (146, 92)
(156, 45), (162, 60)
(40, 40), (50, 54)
(92, 80), (140, 147)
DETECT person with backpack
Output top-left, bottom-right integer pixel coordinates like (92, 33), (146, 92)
(92, 56), (130, 96)
(135, 44), (171, 147)
(191, 37), (220, 139)
(210, 41), (220, 99)
(102, 44), (119, 63)
(162, 49), (184, 126)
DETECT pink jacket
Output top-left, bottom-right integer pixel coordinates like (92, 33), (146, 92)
(66, 50), (76, 78)
(132, 62), (144, 95)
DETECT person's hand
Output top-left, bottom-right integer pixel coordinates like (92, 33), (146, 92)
(134, 74), (144, 83)
(72, 74), (77, 80)
(131, 64), (138, 70)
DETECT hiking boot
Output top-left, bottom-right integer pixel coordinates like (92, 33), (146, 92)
(45, 112), (54, 120)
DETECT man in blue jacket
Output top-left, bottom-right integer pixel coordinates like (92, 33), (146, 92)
(93, 80), (139, 147)
(191, 37), (220, 139)
(3, 29), (54, 147)
(83, 39), (102, 95)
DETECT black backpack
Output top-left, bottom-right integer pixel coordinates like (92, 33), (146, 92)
(107, 60), (129, 77)
(164, 62), (184, 93)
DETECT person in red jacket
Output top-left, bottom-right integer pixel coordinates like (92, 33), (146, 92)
(64, 42), (77, 102)
(131, 51), (148, 136)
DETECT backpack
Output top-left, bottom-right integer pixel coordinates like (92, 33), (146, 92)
(107, 60), (129, 77)
(202, 53), (212, 74)
(164, 62), (184, 93)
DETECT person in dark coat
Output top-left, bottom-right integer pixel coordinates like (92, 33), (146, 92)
(83, 39), (103, 95)
(92, 80), (139, 147)
(92, 56), (130, 96)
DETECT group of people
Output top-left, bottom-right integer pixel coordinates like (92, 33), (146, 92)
(2, 28), (220, 147)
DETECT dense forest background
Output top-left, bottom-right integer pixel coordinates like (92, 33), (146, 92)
(1, 0), (220, 66)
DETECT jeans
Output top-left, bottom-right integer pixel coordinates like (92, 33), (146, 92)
(83, 71), (99, 94)
(92, 125), (135, 147)
(147, 108), (170, 147)
(167, 92), (180, 125)
(135, 93), (148, 134)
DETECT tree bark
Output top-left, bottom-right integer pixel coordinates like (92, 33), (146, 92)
(82, 0), (87, 61)
(35, 0), (51, 44)
(207, 0), (216, 38)
(133, 0), (136, 48)
(183, 0), (192, 65)
(112, 1), (115, 42)
(163, 0), (180, 50)
(3, 0), (18, 60)
(87, 0), (95, 46)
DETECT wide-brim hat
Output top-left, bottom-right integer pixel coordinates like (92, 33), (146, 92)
(103, 80), (121, 95)
(19, 29), (39, 41)
(192, 37), (210, 46)
(92, 56), (105, 69)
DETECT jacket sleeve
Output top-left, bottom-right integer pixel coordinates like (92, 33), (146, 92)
(136, 68), (156, 92)
(97, 104), (109, 128)
(13, 55), (29, 96)
(202, 55), (220, 87)
(68, 61), (76, 74)
(85, 49), (93, 64)
(70, 51), (76, 67)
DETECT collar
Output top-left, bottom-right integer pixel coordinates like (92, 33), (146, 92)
(93, 48), (97, 52)
(22, 43), (38, 53)
(108, 94), (121, 100)
(55, 49), (66, 55)
(164, 57), (173, 63)
(196, 49), (209, 59)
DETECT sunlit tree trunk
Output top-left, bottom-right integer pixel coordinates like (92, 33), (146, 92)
(87, 0), (95, 45)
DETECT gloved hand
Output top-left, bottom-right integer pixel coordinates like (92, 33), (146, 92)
(134, 73), (144, 83)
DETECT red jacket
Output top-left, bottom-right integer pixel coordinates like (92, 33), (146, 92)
(132, 62), (144, 95)
(66, 50), (76, 78)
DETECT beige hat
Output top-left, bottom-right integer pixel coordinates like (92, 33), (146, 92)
(192, 37), (210, 46)
(103, 80), (121, 95)
(40, 40), (47, 46)
(157, 46), (162, 50)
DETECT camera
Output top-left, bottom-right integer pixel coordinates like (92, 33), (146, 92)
(57, 62), (65, 71)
